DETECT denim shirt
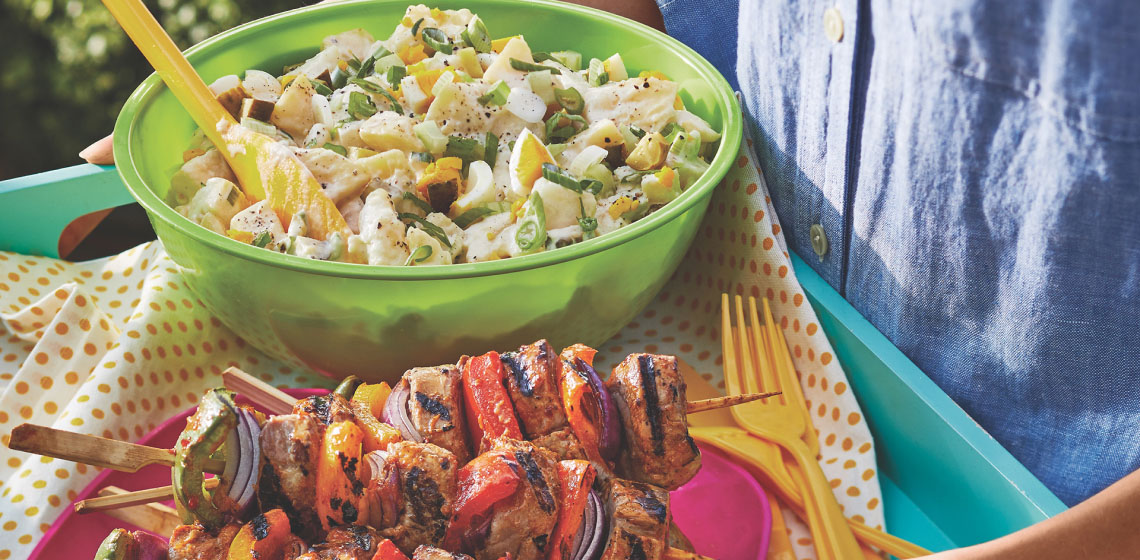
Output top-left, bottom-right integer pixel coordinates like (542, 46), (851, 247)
(658, 0), (1140, 505)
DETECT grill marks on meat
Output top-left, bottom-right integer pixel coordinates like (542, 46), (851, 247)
(405, 366), (470, 464)
(379, 441), (459, 554)
(294, 394), (356, 426)
(636, 356), (666, 456)
(500, 340), (568, 438)
(167, 522), (240, 560)
(258, 414), (324, 541)
(608, 354), (701, 490)
(472, 439), (561, 560)
(598, 479), (670, 560)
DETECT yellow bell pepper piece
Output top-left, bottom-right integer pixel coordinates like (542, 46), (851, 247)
(279, 74), (296, 87)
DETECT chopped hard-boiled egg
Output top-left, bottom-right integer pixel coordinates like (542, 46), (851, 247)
(508, 128), (556, 197)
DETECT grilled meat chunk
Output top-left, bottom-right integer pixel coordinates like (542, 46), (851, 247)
(376, 441), (459, 554)
(530, 428), (615, 488)
(598, 479), (670, 560)
(294, 394), (356, 425)
(607, 354), (700, 489)
(258, 413), (324, 540)
(403, 365), (470, 464)
(499, 340), (569, 438)
(297, 525), (382, 560)
(470, 438), (560, 560)
(167, 523), (240, 560)
(413, 545), (474, 560)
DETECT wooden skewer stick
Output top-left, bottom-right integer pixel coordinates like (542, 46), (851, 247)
(75, 478), (221, 514)
(222, 366), (781, 415)
(664, 548), (717, 560)
(6, 424), (226, 474)
(95, 486), (184, 537)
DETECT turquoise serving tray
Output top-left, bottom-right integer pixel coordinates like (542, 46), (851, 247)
(0, 165), (1067, 552)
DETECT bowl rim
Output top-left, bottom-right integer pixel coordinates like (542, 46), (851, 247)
(113, 0), (742, 280)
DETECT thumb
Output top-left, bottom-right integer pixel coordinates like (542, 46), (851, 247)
(79, 134), (115, 165)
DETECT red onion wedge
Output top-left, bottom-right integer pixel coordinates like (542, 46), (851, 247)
(570, 489), (607, 560)
(574, 358), (622, 462)
(364, 450), (401, 529)
(220, 409), (261, 513)
(381, 380), (425, 443)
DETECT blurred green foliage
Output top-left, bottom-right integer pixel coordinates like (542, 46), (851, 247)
(0, 0), (301, 179)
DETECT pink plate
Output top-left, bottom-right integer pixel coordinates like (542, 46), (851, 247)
(673, 445), (772, 559)
(31, 391), (771, 559)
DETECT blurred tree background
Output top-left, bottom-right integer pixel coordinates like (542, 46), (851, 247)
(0, 0), (303, 180)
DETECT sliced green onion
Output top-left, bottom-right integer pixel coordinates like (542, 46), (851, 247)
(398, 213), (453, 248)
(483, 132), (499, 168)
(546, 143), (566, 158)
(464, 15), (492, 53)
(386, 65), (407, 86)
(225, 184), (240, 205)
(421, 28), (454, 54)
(355, 55), (377, 78)
(347, 91), (378, 119)
(376, 53), (404, 74)
(588, 58), (609, 86)
(240, 116), (277, 137)
(577, 198), (597, 239)
(252, 231), (273, 248)
(330, 67), (349, 90)
(544, 111), (588, 143)
(515, 191), (547, 252)
(405, 244), (433, 266)
(629, 125), (646, 139)
(554, 87), (583, 115)
(453, 206), (496, 228)
(313, 80), (333, 96)
(350, 78), (403, 114)
(509, 58), (561, 74)
(323, 143), (347, 156)
(413, 120), (448, 154)
(579, 178), (604, 195)
(411, 17), (425, 37)
(477, 80), (510, 106)
(550, 50), (582, 71)
(541, 163), (582, 192)
(661, 122), (682, 143)
(527, 71), (556, 104)
(402, 192), (434, 214)
(445, 135), (483, 163)
(531, 52), (552, 62)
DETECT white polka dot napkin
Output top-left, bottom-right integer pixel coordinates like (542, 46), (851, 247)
(0, 131), (881, 560)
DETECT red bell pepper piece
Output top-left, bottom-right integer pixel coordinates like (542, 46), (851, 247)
(443, 450), (523, 550)
(463, 351), (524, 446)
(559, 360), (606, 465)
(371, 539), (411, 560)
(548, 460), (597, 560)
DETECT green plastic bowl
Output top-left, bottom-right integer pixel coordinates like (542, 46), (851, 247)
(113, 0), (742, 381)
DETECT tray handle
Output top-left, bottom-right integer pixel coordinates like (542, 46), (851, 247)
(0, 164), (137, 259)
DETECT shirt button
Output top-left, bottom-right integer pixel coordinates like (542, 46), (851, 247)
(823, 7), (845, 42)
(810, 224), (829, 258)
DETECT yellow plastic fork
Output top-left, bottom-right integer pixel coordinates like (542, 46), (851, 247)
(722, 294), (863, 560)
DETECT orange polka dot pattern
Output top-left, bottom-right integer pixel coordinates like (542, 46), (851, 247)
(0, 243), (324, 559)
(595, 134), (883, 560)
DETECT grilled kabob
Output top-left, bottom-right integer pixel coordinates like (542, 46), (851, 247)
(97, 443), (675, 560)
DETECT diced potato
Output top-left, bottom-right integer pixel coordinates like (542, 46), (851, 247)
(271, 76), (319, 142)
(400, 75), (433, 115)
(406, 227), (453, 265)
(462, 212), (513, 263)
(292, 147), (371, 206)
(322, 29), (376, 61)
(179, 177), (248, 235)
(242, 69), (282, 103)
(357, 189), (411, 265)
(169, 149), (237, 206)
(482, 37), (533, 89)
(286, 47), (345, 81)
(229, 200), (287, 249)
(560, 119), (622, 163)
(583, 77), (679, 132)
(209, 74), (247, 119)
(674, 109), (720, 142)
(426, 212), (465, 259)
(359, 112), (423, 152)
(603, 53), (628, 81)
(531, 177), (595, 230)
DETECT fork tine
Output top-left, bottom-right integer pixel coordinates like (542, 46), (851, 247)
(748, 297), (783, 404)
(773, 315), (820, 455)
(720, 294), (745, 399)
(734, 296), (761, 397)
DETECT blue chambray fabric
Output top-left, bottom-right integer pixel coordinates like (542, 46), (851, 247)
(658, 0), (1140, 506)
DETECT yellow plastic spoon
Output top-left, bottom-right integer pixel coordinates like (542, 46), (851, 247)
(100, 0), (356, 250)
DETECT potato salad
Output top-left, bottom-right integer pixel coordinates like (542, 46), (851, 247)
(170, 4), (720, 265)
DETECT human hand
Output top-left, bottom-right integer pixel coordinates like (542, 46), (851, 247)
(80, 134), (115, 165)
